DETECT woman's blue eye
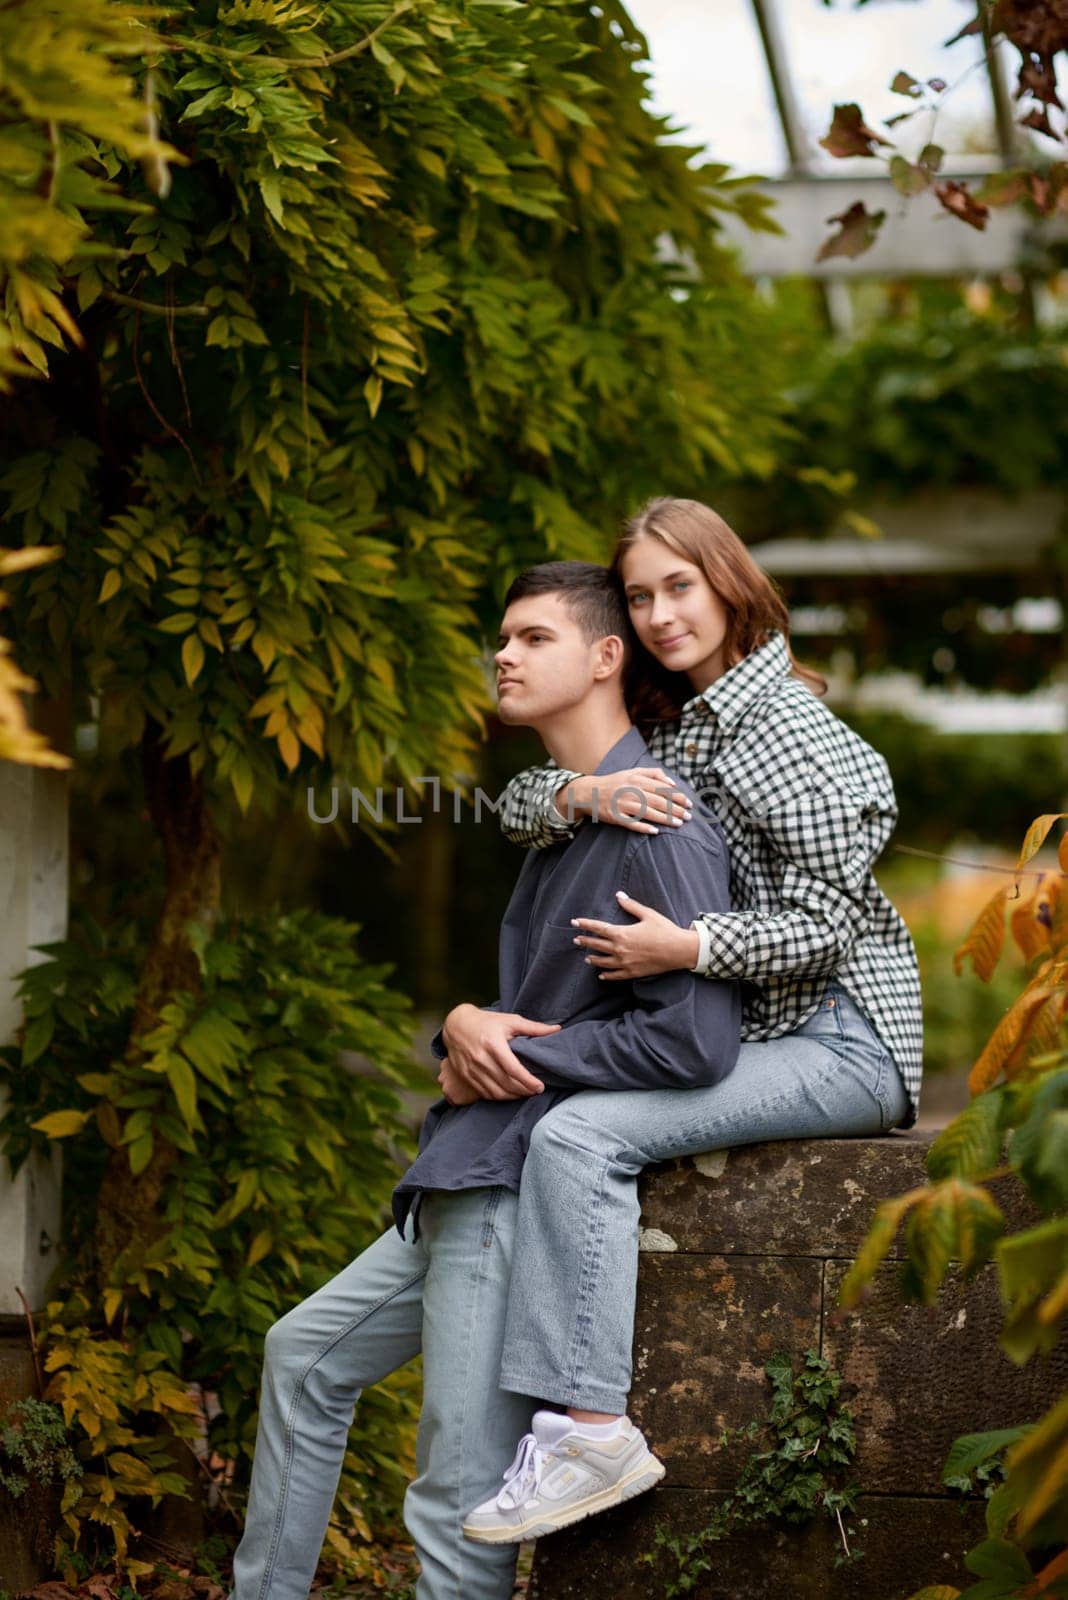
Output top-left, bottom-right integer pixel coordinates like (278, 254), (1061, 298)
(674, 581), (690, 591)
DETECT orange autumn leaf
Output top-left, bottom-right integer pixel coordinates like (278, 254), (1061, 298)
(955, 885), (1010, 981)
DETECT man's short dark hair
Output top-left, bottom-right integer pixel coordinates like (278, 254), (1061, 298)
(503, 562), (632, 669)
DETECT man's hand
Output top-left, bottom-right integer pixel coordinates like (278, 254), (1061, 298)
(441, 1004), (557, 1100)
(555, 767), (693, 834)
(437, 1059), (480, 1106)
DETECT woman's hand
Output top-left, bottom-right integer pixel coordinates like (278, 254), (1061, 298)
(555, 768), (693, 834)
(440, 1004), (556, 1100)
(572, 890), (701, 980)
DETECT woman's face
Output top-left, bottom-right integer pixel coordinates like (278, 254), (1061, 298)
(619, 537), (730, 693)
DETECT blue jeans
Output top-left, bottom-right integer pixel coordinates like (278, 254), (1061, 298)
(498, 982), (911, 1414)
(230, 1187), (534, 1600)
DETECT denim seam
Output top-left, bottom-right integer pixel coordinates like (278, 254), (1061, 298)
(256, 1263), (427, 1600)
(454, 1188), (503, 1600)
(564, 1155), (611, 1404)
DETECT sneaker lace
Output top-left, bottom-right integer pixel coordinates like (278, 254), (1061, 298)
(495, 1430), (563, 1509)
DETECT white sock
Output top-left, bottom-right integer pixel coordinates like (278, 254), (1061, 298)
(567, 1415), (626, 1438)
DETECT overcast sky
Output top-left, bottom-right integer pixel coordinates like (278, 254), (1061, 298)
(622, 0), (1021, 175)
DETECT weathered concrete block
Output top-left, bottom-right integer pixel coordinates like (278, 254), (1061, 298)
(629, 1256), (821, 1489)
(529, 1489), (988, 1600)
(824, 1259), (1068, 1494)
(634, 1134), (1039, 1258)
(532, 1134), (1052, 1599)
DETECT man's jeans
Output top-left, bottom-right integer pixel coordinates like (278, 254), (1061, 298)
(499, 982), (911, 1414)
(230, 1187), (534, 1600)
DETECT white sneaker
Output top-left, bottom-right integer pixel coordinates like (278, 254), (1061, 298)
(461, 1410), (666, 1544)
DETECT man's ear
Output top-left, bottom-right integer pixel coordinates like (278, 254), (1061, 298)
(593, 634), (626, 681)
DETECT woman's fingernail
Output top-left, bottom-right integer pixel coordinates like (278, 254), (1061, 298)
(616, 889), (627, 899)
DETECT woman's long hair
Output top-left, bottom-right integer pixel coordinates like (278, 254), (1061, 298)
(610, 497), (826, 735)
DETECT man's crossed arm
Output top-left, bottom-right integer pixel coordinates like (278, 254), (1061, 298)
(435, 829), (739, 1103)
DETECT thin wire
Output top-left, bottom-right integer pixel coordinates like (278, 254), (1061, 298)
(893, 843), (1065, 880)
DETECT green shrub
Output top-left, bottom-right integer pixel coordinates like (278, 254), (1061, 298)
(0, 907), (423, 1579)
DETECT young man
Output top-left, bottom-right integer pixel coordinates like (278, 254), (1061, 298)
(230, 563), (739, 1600)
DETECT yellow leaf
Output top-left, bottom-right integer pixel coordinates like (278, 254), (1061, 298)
(31, 1109), (91, 1138)
(295, 717), (324, 756)
(198, 618), (224, 651)
(568, 156), (591, 195)
(277, 729), (300, 770)
(247, 1231), (273, 1267)
(1017, 813), (1068, 871)
(98, 569), (122, 603)
(231, 760), (253, 814)
(182, 632), (205, 686)
(252, 632), (277, 671)
(103, 1288), (123, 1324)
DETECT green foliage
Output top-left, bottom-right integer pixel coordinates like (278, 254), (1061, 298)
(844, 717), (1068, 851)
(730, 309), (1068, 543)
(840, 815), (1068, 1596)
(2, 0), (794, 826)
(645, 1351), (861, 1595)
(0, 0), (175, 385)
(0, 1397), (83, 1499)
(0, 906), (423, 1576)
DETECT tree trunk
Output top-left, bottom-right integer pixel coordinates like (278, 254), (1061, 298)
(94, 718), (221, 1283)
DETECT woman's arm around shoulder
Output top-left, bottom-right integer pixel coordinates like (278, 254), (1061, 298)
(498, 758), (585, 849)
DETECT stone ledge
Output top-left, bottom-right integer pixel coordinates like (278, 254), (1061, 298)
(529, 1490), (989, 1600)
(531, 1133), (1056, 1600)
(634, 1133), (1040, 1258)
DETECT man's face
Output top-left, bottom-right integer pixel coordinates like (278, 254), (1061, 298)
(493, 593), (609, 726)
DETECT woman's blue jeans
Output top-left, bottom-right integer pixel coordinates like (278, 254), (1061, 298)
(230, 1187), (533, 1600)
(498, 982), (911, 1414)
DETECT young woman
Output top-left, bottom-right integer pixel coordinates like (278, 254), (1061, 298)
(443, 496), (923, 1540)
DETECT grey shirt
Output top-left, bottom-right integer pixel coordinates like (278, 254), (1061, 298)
(391, 724), (740, 1237)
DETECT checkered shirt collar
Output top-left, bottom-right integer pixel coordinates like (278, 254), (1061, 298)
(683, 631), (792, 732)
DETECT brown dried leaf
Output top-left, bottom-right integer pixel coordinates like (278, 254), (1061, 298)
(934, 180), (990, 230)
(1016, 54), (1064, 109)
(819, 103), (893, 158)
(1020, 106), (1058, 139)
(891, 70), (923, 98)
(974, 168), (1030, 207)
(945, 10), (983, 46)
(816, 201), (886, 262)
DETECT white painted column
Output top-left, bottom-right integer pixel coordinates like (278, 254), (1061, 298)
(0, 697), (68, 1316)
